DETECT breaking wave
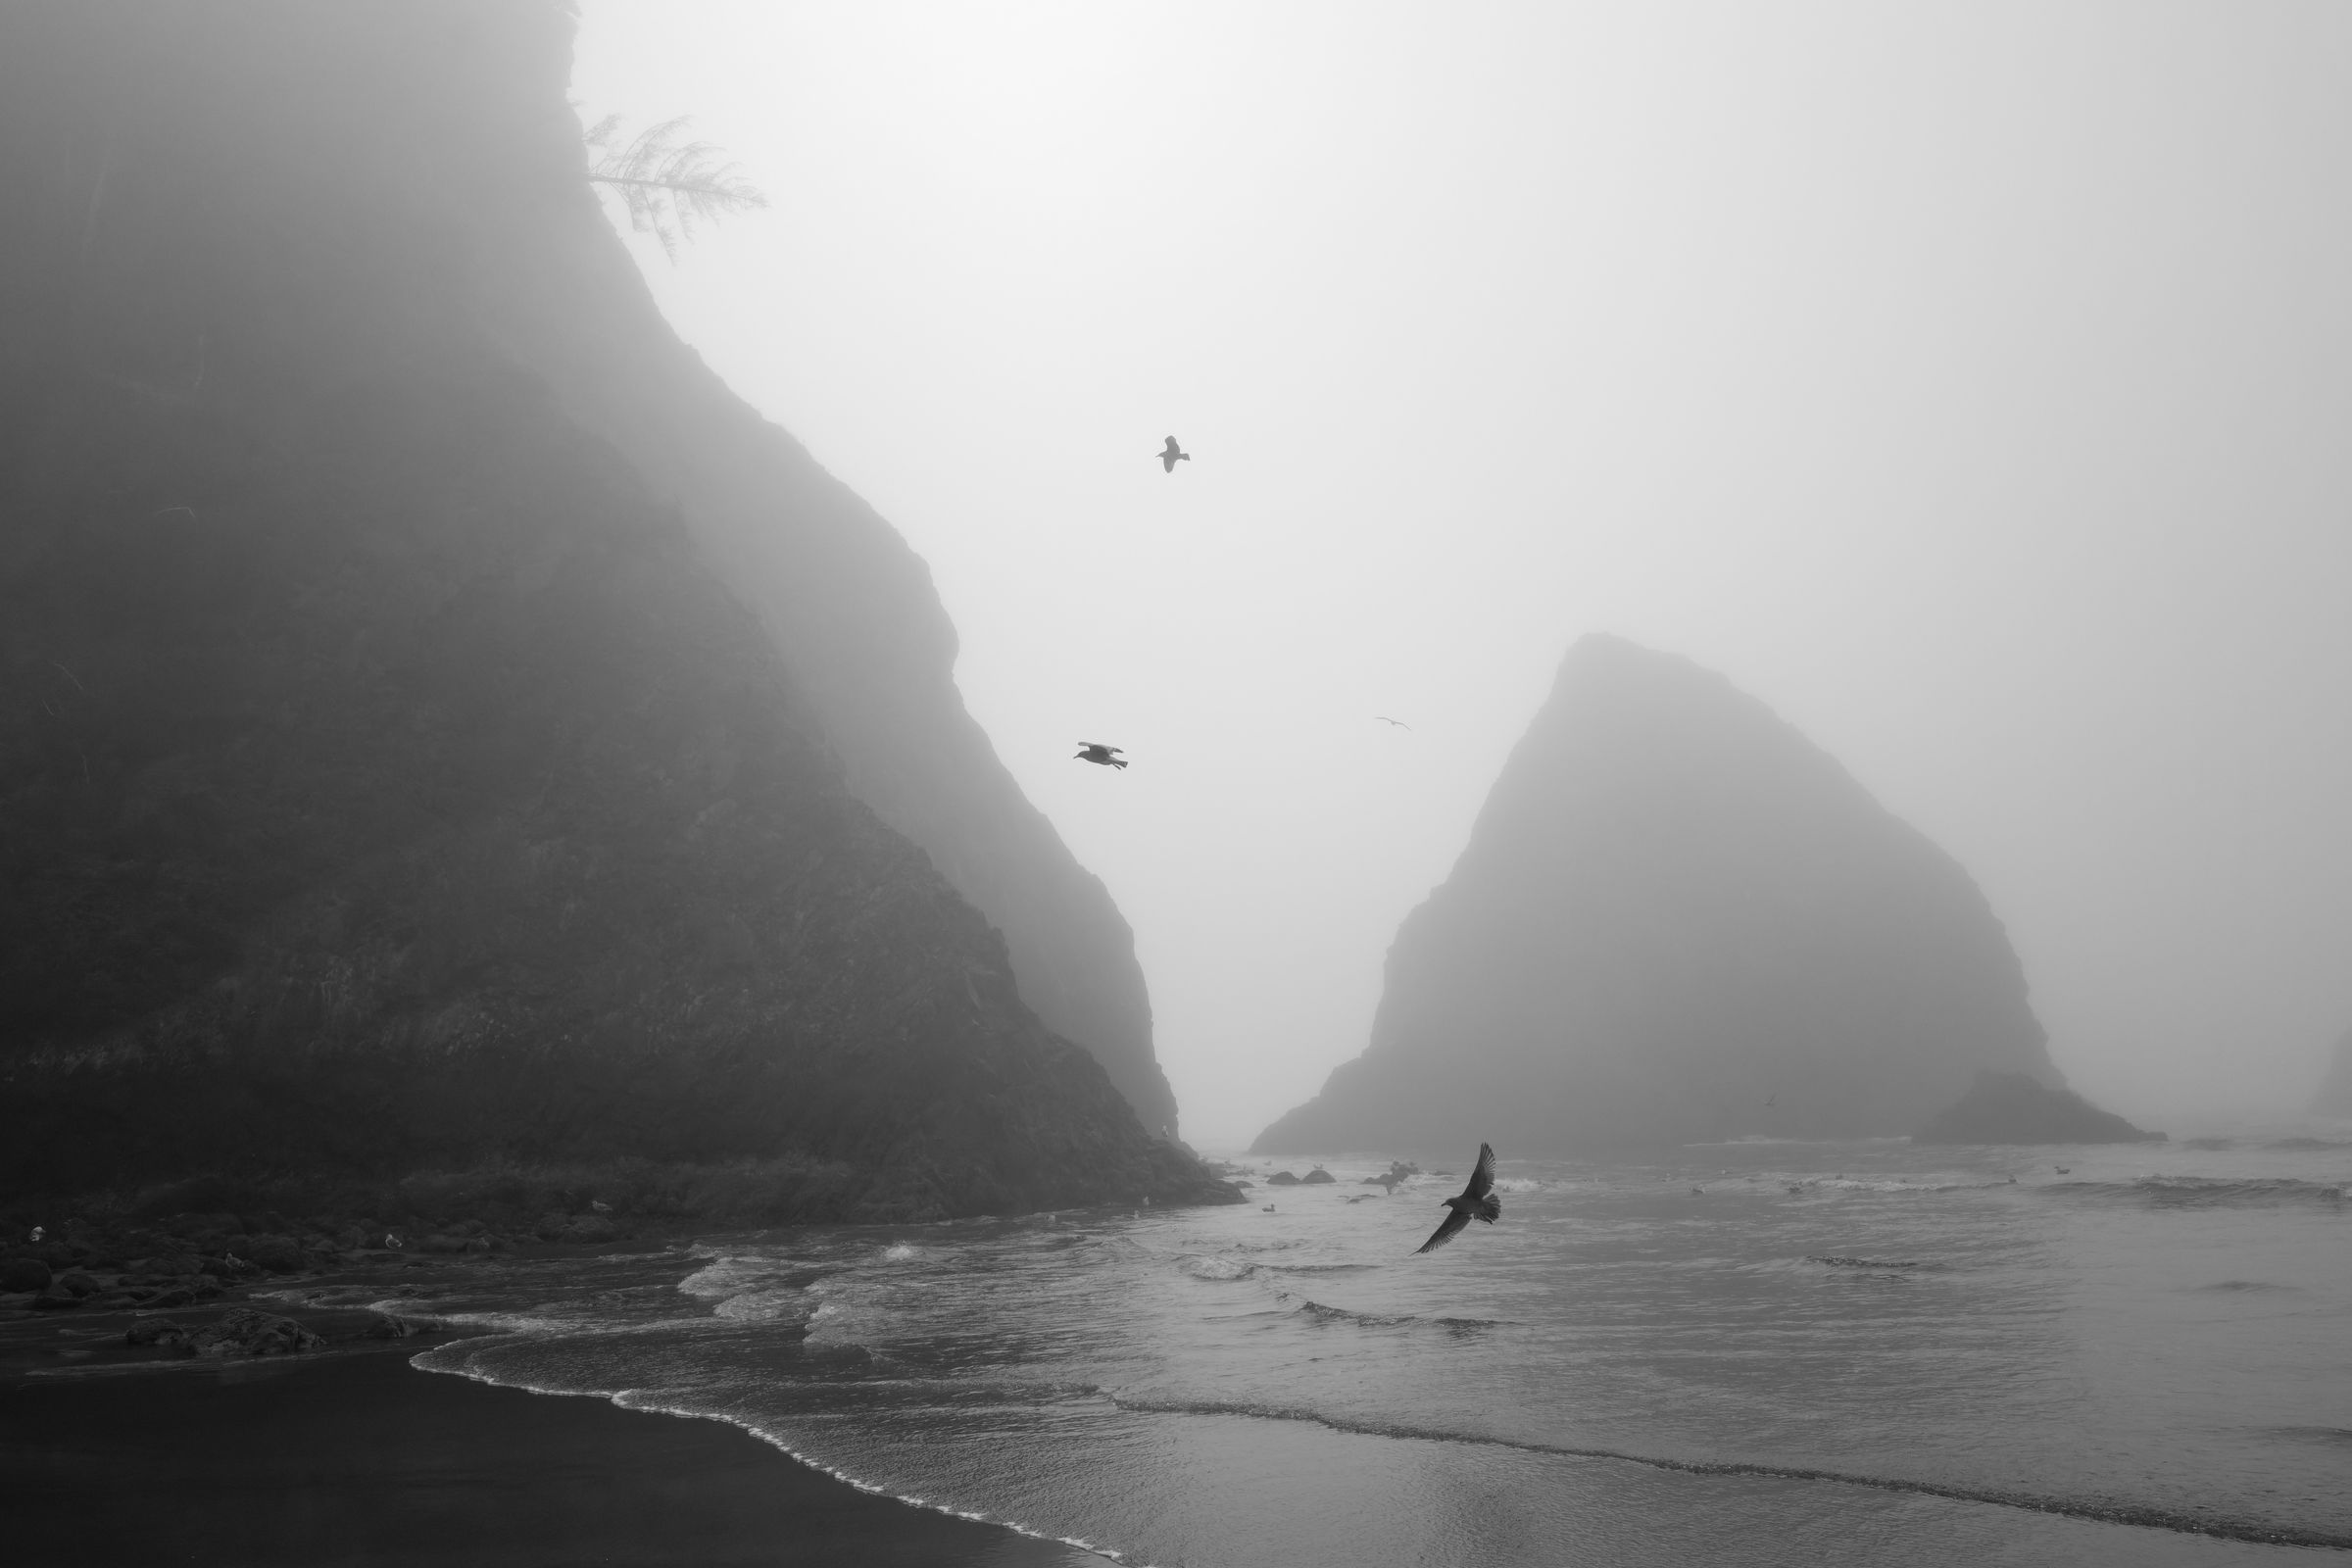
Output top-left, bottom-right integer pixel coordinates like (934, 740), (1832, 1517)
(2047, 1176), (2348, 1209)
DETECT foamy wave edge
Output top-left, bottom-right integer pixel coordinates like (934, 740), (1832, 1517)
(408, 1341), (1140, 1564)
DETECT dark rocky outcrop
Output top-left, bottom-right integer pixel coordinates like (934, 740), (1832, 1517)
(1256, 636), (2063, 1154)
(2310, 1029), (2352, 1117)
(1913, 1070), (2164, 1145)
(0, 1), (1216, 1216)
(137, 1308), (331, 1358)
(0, 1258), (51, 1294)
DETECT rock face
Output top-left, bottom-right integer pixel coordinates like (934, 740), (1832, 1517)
(0, 0), (1207, 1214)
(1255, 636), (2062, 1153)
(1913, 1071), (2162, 1145)
(413, 9), (1176, 1138)
(2311, 1029), (2352, 1117)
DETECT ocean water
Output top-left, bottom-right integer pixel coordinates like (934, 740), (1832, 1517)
(387, 1137), (2349, 1566)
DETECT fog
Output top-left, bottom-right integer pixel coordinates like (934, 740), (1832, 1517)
(569, 1), (2352, 1148)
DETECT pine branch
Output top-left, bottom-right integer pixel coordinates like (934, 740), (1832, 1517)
(585, 114), (768, 262)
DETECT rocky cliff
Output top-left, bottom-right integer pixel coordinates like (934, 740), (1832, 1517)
(2311, 1029), (2352, 1117)
(1255, 635), (2066, 1153)
(0, 0), (1204, 1212)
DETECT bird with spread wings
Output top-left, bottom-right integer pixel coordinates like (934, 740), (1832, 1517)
(1074, 742), (1128, 769)
(1415, 1142), (1500, 1253)
(1159, 436), (1190, 472)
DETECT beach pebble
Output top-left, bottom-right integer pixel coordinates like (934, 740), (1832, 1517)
(30, 1286), (81, 1310)
(55, 1270), (102, 1298)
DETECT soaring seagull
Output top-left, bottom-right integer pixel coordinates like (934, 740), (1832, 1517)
(1415, 1142), (1500, 1254)
(1159, 436), (1190, 472)
(1374, 715), (1411, 729)
(1074, 742), (1128, 769)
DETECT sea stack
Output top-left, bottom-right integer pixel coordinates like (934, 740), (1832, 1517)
(2311, 1028), (2352, 1117)
(0, 0), (1209, 1216)
(1254, 635), (2071, 1153)
(1913, 1071), (2163, 1144)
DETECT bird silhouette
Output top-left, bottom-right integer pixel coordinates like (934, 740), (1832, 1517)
(1374, 715), (1411, 729)
(1415, 1142), (1500, 1253)
(1074, 742), (1127, 768)
(1159, 436), (1189, 472)
(1765, 1092), (1778, 1107)
(2054, 1165), (2070, 1174)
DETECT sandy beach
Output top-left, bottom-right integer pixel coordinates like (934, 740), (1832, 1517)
(0, 1335), (1094, 1567)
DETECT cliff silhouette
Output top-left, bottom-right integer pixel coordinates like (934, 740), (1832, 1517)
(0, 0), (1202, 1214)
(1255, 636), (2071, 1153)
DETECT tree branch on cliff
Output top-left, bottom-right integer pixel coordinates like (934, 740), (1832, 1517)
(584, 115), (767, 262)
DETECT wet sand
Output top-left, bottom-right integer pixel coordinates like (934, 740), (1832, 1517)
(0, 1341), (1093, 1566)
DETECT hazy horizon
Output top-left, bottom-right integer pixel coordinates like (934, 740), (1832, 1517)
(569, 1), (2352, 1148)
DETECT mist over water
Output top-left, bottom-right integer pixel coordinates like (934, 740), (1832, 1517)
(384, 1135), (2350, 1565)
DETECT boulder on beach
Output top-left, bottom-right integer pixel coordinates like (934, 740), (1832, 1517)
(1301, 1168), (1336, 1185)
(127, 1308), (327, 1357)
(239, 1236), (307, 1274)
(1265, 1171), (1302, 1187)
(0, 1257), (51, 1293)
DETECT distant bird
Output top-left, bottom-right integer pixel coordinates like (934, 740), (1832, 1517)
(2053, 1166), (2070, 1175)
(1765, 1092), (1778, 1107)
(1074, 742), (1127, 769)
(1159, 436), (1190, 472)
(1262, 1204), (1276, 1212)
(1375, 716), (1411, 729)
(1415, 1142), (1501, 1254)
(591, 1200), (612, 1213)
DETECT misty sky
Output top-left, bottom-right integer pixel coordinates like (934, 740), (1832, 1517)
(569, 2), (2352, 1148)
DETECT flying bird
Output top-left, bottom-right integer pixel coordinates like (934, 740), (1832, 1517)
(1374, 716), (1412, 729)
(1159, 436), (1190, 472)
(1074, 742), (1127, 769)
(1765, 1092), (1778, 1107)
(1415, 1142), (1501, 1254)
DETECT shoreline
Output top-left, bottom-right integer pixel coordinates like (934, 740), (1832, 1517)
(1, 1329), (1101, 1567)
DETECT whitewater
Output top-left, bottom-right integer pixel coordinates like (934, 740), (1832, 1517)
(364, 1136), (2347, 1566)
